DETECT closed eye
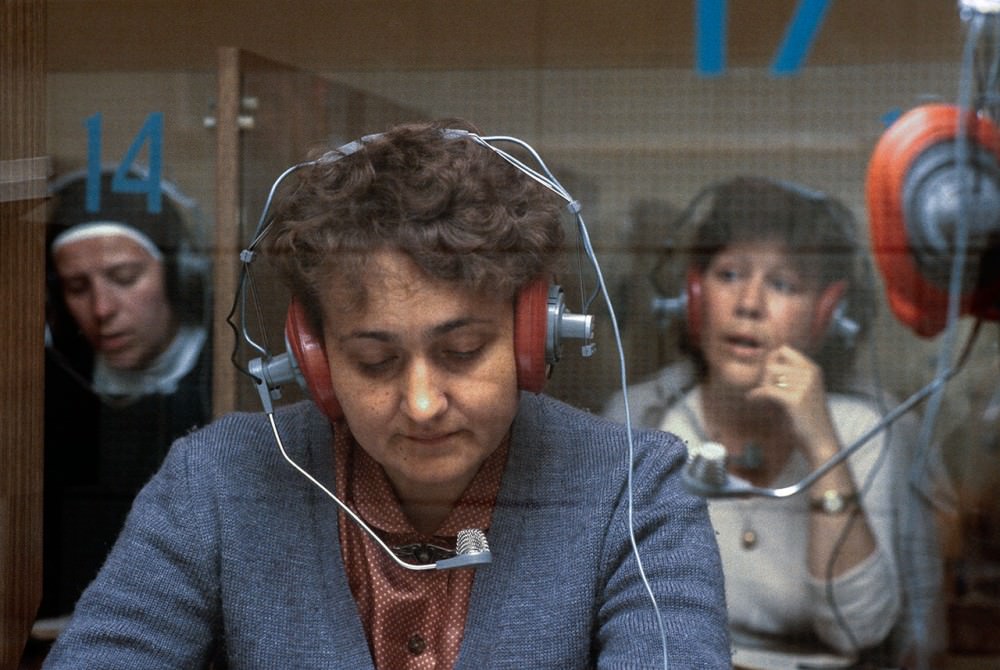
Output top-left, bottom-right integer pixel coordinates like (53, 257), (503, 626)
(61, 277), (92, 297)
(441, 345), (485, 364)
(106, 265), (144, 288)
(356, 356), (400, 377)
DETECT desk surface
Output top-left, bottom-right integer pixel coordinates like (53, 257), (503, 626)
(732, 645), (1000, 670)
(939, 655), (1000, 670)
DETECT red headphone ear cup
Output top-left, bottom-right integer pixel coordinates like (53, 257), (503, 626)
(285, 298), (343, 422)
(514, 277), (550, 393)
(810, 280), (847, 347)
(686, 269), (703, 344)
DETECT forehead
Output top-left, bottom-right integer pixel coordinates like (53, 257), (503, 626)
(321, 250), (506, 324)
(711, 240), (829, 293)
(53, 234), (160, 275)
(712, 240), (795, 265)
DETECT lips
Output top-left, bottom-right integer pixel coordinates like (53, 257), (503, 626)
(404, 431), (458, 447)
(98, 331), (131, 354)
(722, 333), (766, 357)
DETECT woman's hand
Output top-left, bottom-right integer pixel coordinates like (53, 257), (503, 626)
(746, 344), (840, 465)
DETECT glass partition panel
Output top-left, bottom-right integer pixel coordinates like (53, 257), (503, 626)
(41, 71), (217, 635)
(216, 49), (425, 415)
(32, 3), (1000, 667)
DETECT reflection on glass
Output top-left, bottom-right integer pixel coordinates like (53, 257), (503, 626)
(604, 177), (955, 667)
(40, 166), (213, 623)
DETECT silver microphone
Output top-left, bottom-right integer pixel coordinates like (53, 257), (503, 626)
(259, 409), (492, 572)
(681, 441), (757, 499)
(434, 529), (493, 569)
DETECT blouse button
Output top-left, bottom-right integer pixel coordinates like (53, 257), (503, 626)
(407, 633), (427, 655)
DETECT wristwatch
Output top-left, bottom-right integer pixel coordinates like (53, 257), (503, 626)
(809, 489), (858, 514)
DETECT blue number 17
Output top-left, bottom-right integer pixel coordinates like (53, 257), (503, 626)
(696, 0), (834, 77)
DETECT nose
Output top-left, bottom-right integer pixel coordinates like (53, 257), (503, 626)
(401, 358), (447, 422)
(90, 281), (120, 322)
(734, 276), (765, 318)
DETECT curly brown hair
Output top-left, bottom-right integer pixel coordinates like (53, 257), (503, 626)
(263, 119), (566, 334)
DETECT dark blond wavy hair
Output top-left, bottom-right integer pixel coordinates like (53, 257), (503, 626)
(682, 176), (874, 390)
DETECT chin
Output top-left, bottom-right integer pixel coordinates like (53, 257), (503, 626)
(713, 364), (763, 392)
(104, 354), (141, 371)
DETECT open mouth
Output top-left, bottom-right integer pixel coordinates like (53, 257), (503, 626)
(724, 334), (765, 356)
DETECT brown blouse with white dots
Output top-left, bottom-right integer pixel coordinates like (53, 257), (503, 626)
(334, 426), (508, 669)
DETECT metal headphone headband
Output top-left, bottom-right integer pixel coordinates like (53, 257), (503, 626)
(242, 129), (580, 255)
(648, 176), (852, 296)
(226, 126), (671, 666)
(48, 162), (200, 213)
(232, 128), (596, 376)
(647, 176), (865, 348)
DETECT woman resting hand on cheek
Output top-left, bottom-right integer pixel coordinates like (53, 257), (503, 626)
(605, 177), (951, 665)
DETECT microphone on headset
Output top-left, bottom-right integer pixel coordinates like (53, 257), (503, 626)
(681, 369), (953, 501)
(245, 280), (594, 570)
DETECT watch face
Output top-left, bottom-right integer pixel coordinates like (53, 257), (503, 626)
(823, 491), (845, 513)
(813, 490), (857, 514)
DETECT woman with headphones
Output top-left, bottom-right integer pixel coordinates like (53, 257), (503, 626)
(39, 167), (212, 630)
(43, 121), (729, 668)
(604, 176), (930, 662)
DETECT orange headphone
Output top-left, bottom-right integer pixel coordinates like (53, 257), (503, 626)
(866, 103), (1000, 337)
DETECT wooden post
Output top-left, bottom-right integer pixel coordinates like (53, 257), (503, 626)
(212, 47), (242, 417)
(0, 0), (47, 666)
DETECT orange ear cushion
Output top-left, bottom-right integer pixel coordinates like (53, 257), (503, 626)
(685, 269), (704, 344)
(866, 103), (1000, 336)
(285, 298), (343, 421)
(514, 277), (550, 393)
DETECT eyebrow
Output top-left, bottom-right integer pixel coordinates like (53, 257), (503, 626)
(337, 317), (495, 344)
(59, 260), (146, 281)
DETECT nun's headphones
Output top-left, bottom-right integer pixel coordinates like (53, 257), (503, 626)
(650, 178), (862, 350)
(237, 129), (595, 422)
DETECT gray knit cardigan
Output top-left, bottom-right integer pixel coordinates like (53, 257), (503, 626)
(44, 392), (730, 669)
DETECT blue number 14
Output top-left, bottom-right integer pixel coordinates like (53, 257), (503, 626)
(85, 111), (164, 214)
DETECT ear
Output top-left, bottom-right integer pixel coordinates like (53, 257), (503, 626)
(810, 280), (848, 346)
(685, 268), (704, 345)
